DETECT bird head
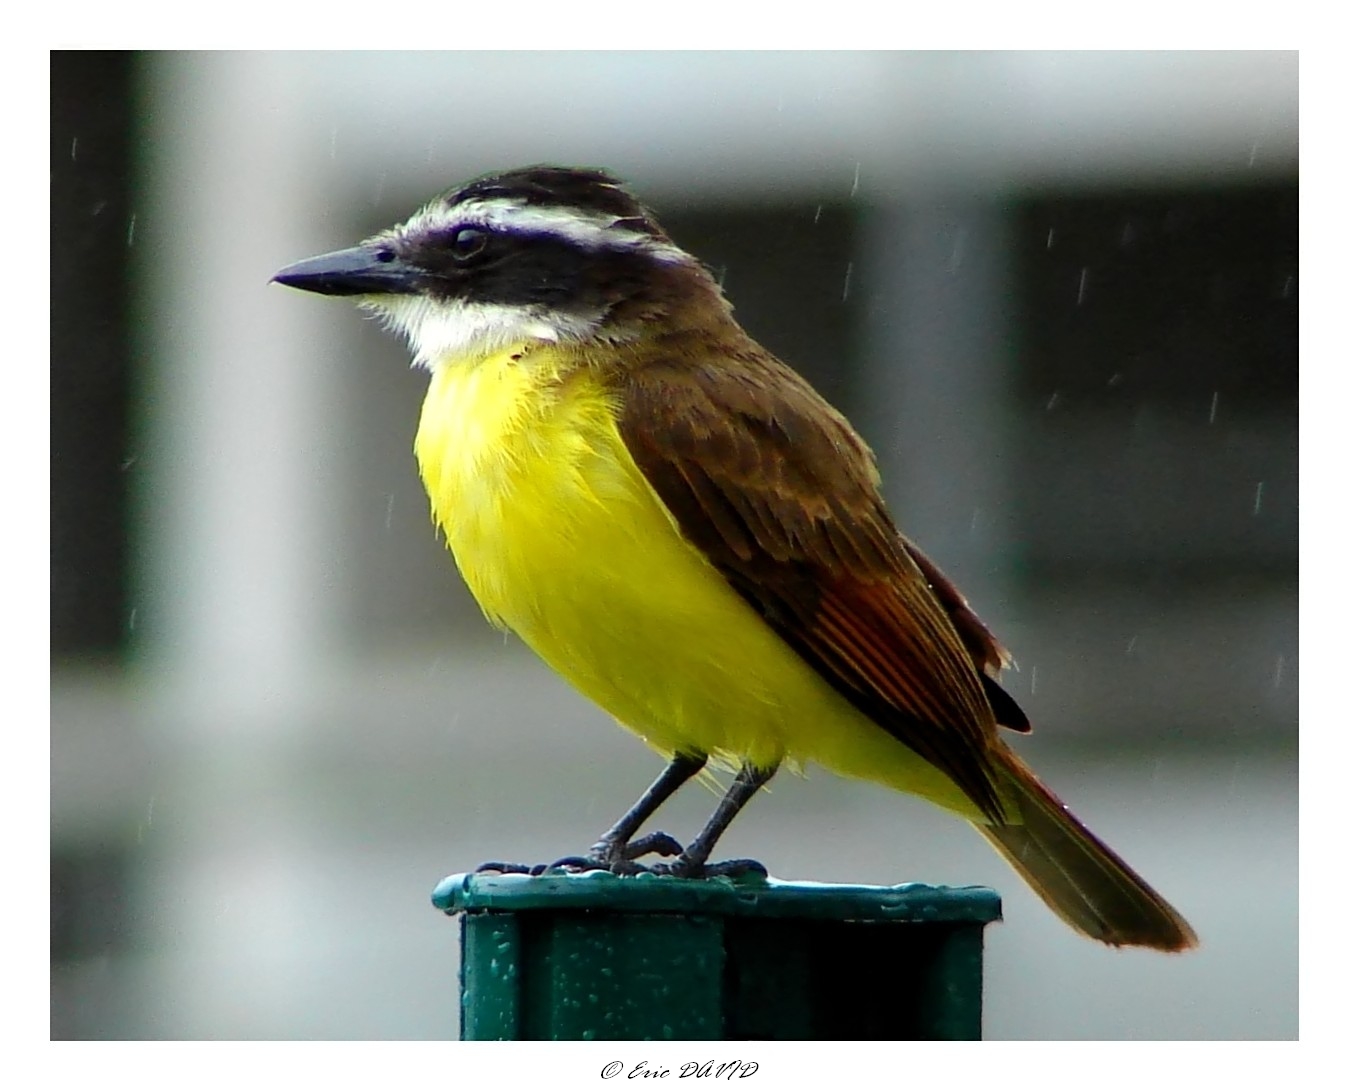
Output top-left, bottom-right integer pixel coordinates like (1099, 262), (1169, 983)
(272, 165), (726, 368)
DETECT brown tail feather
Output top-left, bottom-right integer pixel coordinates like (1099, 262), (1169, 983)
(978, 747), (1197, 951)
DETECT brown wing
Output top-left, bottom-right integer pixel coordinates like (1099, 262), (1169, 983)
(617, 346), (1026, 822)
(902, 539), (1031, 734)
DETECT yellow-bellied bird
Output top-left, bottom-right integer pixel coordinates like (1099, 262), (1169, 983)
(274, 166), (1196, 951)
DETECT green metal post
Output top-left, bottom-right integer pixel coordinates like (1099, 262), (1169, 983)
(433, 872), (1001, 1040)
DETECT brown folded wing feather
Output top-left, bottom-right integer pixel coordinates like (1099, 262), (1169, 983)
(616, 346), (1026, 822)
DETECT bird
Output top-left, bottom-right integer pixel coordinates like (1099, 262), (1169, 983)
(273, 164), (1197, 951)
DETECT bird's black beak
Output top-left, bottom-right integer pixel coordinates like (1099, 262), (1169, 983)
(271, 245), (422, 297)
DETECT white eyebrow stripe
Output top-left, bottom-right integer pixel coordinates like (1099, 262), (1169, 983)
(399, 197), (691, 264)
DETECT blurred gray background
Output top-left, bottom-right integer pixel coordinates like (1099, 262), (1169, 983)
(51, 51), (1296, 1040)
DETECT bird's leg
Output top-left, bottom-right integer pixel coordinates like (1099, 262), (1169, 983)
(560, 751), (706, 873)
(480, 752), (706, 876)
(657, 761), (778, 879)
(598, 751), (707, 858)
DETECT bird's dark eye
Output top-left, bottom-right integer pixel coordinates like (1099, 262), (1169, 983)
(373, 246), (397, 264)
(447, 226), (488, 260)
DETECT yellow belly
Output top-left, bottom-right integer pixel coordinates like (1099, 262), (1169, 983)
(413, 344), (979, 818)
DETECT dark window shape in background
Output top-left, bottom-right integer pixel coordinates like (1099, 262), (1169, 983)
(52, 51), (136, 661)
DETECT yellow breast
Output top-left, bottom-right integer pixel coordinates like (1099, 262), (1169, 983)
(414, 345), (629, 627)
(412, 343), (978, 815)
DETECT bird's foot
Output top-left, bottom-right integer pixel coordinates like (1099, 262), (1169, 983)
(549, 831), (685, 875)
(649, 856), (769, 880)
(474, 831), (685, 878)
(473, 860), (552, 876)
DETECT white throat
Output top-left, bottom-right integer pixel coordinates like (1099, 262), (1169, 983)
(367, 295), (602, 369)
